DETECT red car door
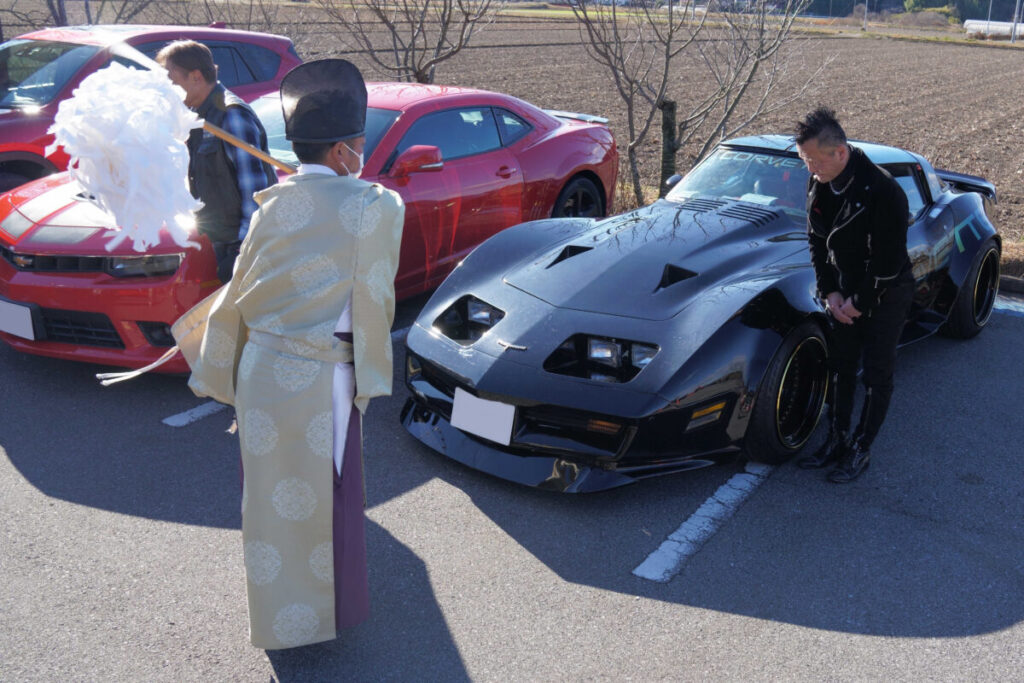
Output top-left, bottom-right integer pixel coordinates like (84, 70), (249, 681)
(378, 106), (523, 296)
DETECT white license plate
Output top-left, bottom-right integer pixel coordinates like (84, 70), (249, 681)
(0, 298), (35, 340)
(450, 387), (515, 446)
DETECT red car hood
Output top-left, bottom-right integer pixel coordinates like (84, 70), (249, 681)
(0, 173), (191, 255)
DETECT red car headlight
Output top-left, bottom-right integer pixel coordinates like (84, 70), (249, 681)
(103, 253), (183, 278)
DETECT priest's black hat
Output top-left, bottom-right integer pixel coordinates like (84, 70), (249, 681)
(280, 59), (367, 143)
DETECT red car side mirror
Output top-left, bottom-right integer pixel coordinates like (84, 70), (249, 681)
(389, 145), (443, 179)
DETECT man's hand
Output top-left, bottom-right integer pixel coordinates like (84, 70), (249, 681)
(825, 291), (855, 324)
(837, 297), (861, 321)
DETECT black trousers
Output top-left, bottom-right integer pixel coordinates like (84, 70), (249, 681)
(212, 240), (242, 284)
(826, 281), (914, 448)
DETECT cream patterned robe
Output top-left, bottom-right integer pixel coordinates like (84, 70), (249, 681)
(172, 173), (403, 648)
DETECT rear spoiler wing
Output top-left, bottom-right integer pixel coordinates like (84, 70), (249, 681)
(935, 168), (997, 203)
(544, 109), (609, 125)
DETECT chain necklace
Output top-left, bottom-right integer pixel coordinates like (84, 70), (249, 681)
(829, 172), (854, 196)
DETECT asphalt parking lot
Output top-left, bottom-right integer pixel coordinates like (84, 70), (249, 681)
(1, 295), (1022, 681)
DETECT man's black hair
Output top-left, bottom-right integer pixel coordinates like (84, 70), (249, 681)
(795, 107), (847, 147)
(292, 141), (335, 165)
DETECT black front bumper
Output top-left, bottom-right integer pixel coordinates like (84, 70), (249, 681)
(400, 398), (638, 493)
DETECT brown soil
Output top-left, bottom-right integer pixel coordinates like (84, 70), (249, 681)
(309, 22), (1024, 269)
(18, 5), (1018, 266)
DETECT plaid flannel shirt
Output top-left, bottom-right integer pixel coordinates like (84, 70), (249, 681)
(221, 106), (274, 241)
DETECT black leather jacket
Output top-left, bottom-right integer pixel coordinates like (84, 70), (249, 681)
(806, 145), (912, 314)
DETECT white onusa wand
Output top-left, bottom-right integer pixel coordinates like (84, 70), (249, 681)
(46, 45), (295, 254)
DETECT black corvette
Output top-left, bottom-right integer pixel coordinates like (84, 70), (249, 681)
(400, 135), (1001, 492)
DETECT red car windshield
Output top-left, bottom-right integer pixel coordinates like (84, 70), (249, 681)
(252, 94), (400, 167)
(0, 39), (99, 107)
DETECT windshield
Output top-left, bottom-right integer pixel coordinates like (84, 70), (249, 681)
(666, 147), (810, 220)
(0, 39), (99, 108)
(251, 95), (400, 167)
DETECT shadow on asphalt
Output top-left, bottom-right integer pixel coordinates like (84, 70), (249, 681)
(4, 310), (1022, 646)
(1, 348), (245, 528)
(372, 311), (1024, 640)
(265, 522), (470, 682)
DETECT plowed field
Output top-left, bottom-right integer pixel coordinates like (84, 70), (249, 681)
(317, 21), (1024, 271)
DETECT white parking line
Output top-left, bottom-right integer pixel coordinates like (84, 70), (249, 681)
(633, 462), (774, 582)
(994, 295), (1024, 316)
(161, 328), (411, 428)
(162, 400), (228, 427)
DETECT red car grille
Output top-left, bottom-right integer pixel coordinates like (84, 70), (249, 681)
(1, 245), (105, 272)
(41, 308), (123, 348)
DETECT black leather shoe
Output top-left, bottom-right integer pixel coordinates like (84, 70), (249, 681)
(827, 442), (871, 483)
(797, 430), (848, 469)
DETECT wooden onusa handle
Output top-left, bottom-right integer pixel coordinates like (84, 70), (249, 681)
(203, 121), (296, 175)
(112, 43), (297, 176)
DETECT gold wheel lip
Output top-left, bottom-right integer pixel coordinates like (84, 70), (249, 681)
(972, 247), (1000, 327)
(774, 335), (829, 450)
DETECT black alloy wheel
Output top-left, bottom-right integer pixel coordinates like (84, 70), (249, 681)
(745, 321), (830, 464)
(552, 176), (603, 218)
(942, 239), (1000, 339)
(970, 246), (1000, 327)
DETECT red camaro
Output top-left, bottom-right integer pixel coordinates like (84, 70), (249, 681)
(0, 24), (302, 192)
(0, 83), (617, 372)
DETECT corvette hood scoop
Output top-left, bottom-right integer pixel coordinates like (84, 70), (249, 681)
(504, 198), (805, 320)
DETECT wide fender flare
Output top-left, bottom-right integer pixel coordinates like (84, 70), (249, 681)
(655, 276), (827, 431)
(945, 194), (1000, 289)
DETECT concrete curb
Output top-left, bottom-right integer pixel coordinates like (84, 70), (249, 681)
(1001, 275), (1024, 295)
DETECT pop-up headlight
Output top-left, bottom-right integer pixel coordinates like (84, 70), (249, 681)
(588, 338), (622, 368)
(545, 334), (659, 383)
(433, 295), (505, 346)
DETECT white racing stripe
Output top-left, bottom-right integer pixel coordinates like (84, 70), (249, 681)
(633, 462), (774, 582)
(162, 400), (228, 427)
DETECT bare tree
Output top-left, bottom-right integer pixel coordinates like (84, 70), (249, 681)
(82, 0), (159, 24)
(1, 0), (155, 34)
(153, 0), (293, 33)
(314, 0), (501, 84)
(149, 0), (316, 53)
(1, 0), (43, 40)
(44, 0), (68, 25)
(573, 0), (825, 206)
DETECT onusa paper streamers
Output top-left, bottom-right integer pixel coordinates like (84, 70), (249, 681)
(46, 62), (203, 252)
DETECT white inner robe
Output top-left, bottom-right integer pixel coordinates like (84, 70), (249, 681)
(299, 161), (356, 477)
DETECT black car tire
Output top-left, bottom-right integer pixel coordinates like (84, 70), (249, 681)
(0, 171), (31, 193)
(745, 320), (830, 465)
(941, 239), (1000, 339)
(552, 176), (603, 218)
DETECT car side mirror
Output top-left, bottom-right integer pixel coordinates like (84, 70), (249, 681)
(665, 174), (683, 190)
(389, 145), (443, 178)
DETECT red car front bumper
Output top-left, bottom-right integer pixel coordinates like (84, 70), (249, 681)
(0, 245), (218, 373)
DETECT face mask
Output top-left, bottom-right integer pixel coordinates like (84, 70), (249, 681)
(342, 141), (363, 177)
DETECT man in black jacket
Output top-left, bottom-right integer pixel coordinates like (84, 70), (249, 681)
(794, 107), (915, 483)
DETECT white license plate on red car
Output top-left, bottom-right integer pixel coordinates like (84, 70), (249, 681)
(0, 297), (35, 340)
(450, 387), (515, 446)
